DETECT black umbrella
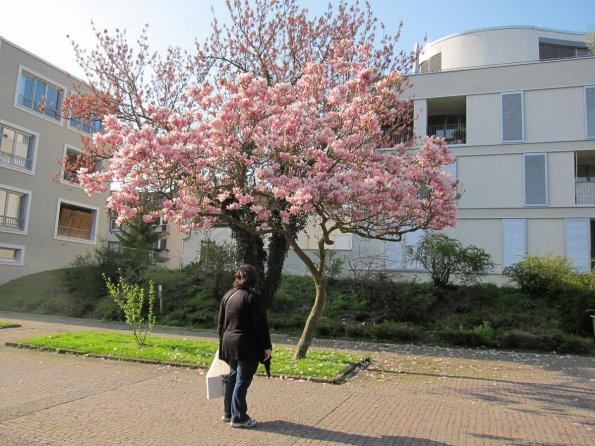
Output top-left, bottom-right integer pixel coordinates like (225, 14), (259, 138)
(262, 357), (271, 378)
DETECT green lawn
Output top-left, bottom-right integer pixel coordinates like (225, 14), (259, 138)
(0, 321), (20, 328)
(14, 332), (368, 382)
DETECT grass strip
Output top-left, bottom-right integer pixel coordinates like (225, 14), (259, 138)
(0, 321), (21, 329)
(11, 332), (369, 383)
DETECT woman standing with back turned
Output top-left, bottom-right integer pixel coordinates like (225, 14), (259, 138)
(218, 264), (272, 428)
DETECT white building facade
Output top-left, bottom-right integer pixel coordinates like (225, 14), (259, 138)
(407, 26), (595, 279)
(0, 37), (110, 285)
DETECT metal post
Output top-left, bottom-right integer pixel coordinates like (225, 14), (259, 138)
(157, 284), (163, 314)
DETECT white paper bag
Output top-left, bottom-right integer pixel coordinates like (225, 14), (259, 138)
(206, 350), (230, 400)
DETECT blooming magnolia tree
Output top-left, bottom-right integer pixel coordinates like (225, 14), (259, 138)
(65, 0), (421, 306)
(80, 39), (457, 358)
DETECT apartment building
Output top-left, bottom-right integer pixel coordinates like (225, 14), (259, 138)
(182, 27), (595, 281)
(397, 26), (595, 281)
(0, 37), (110, 285)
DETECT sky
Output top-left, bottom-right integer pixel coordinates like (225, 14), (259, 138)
(1, 0), (594, 79)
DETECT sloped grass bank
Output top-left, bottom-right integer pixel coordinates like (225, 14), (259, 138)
(9, 332), (368, 383)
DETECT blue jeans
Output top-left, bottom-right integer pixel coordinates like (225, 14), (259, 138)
(223, 359), (259, 423)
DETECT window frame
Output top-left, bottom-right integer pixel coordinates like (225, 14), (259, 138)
(0, 243), (25, 266)
(523, 152), (548, 206)
(0, 119), (38, 174)
(331, 234), (353, 251)
(67, 113), (103, 135)
(502, 218), (526, 270)
(14, 65), (66, 125)
(60, 144), (98, 186)
(0, 183), (31, 234)
(54, 198), (99, 244)
(585, 85), (595, 139)
(501, 91), (524, 143)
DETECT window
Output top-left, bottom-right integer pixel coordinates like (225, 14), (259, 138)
(565, 218), (590, 272)
(502, 92), (524, 142)
(332, 234), (352, 250)
(16, 68), (64, 121)
(61, 145), (100, 184)
(586, 86), (595, 139)
(539, 39), (591, 61)
(109, 217), (120, 231)
(502, 219), (526, 269)
(0, 243), (25, 265)
(524, 153), (548, 206)
(0, 186), (29, 232)
(420, 53), (442, 73)
(428, 115), (466, 144)
(107, 241), (121, 251)
(0, 123), (34, 171)
(69, 115), (102, 134)
(383, 230), (426, 270)
(55, 200), (99, 242)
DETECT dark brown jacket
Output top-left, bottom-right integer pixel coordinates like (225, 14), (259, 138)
(218, 287), (272, 361)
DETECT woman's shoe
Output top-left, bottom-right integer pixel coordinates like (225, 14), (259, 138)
(230, 418), (257, 428)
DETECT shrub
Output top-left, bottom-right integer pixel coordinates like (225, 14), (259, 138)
(408, 233), (494, 287)
(191, 240), (239, 300)
(558, 271), (595, 334)
(439, 321), (498, 348)
(502, 254), (574, 297)
(369, 321), (424, 342)
(104, 274), (156, 346)
(498, 330), (558, 352)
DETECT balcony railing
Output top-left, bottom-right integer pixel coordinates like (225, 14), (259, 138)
(427, 124), (466, 144)
(0, 151), (32, 170)
(576, 182), (595, 204)
(0, 215), (24, 230)
(57, 225), (92, 240)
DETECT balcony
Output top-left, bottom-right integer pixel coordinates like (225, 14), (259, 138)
(0, 151), (32, 170)
(427, 123), (466, 145)
(0, 215), (24, 230)
(576, 182), (595, 204)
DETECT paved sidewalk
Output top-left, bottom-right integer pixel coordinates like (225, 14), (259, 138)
(0, 311), (594, 446)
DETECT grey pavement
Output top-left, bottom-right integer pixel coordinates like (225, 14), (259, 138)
(0, 311), (594, 446)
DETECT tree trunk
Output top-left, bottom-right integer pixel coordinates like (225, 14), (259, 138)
(294, 273), (326, 359)
(229, 223), (267, 288)
(262, 231), (289, 306)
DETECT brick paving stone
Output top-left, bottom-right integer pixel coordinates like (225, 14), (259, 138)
(0, 311), (594, 446)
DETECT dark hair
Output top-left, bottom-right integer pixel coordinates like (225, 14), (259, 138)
(233, 264), (257, 290)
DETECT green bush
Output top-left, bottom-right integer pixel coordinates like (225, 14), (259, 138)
(499, 330), (558, 352)
(369, 321), (424, 342)
(551, 331), (594, 354)
(558, 271), (595, 334)
(407, 233), (494, 287)
(440, 321), (498, 348)
(503, 254), (574, 297)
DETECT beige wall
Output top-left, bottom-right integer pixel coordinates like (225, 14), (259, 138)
(420, 27), (586, 70)
(0, 38), (109, 285)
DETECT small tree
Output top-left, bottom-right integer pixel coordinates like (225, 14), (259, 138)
(586, 30), (595, 55)
(103, 273), (156, 346)
(408, 233), (494, 287)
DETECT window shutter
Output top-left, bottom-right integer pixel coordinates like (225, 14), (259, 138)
(502, 92), (524, 142)
(565, 218), (590, 272)
(586, 86), (595, 138)
(524, 153), (547, 206)
(384, 236), (405, 269)
(442, 160), (457, 179)
(502, 219), (526, 269)
(332, 234), (353, 250)
(405, 230), (426, 270)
